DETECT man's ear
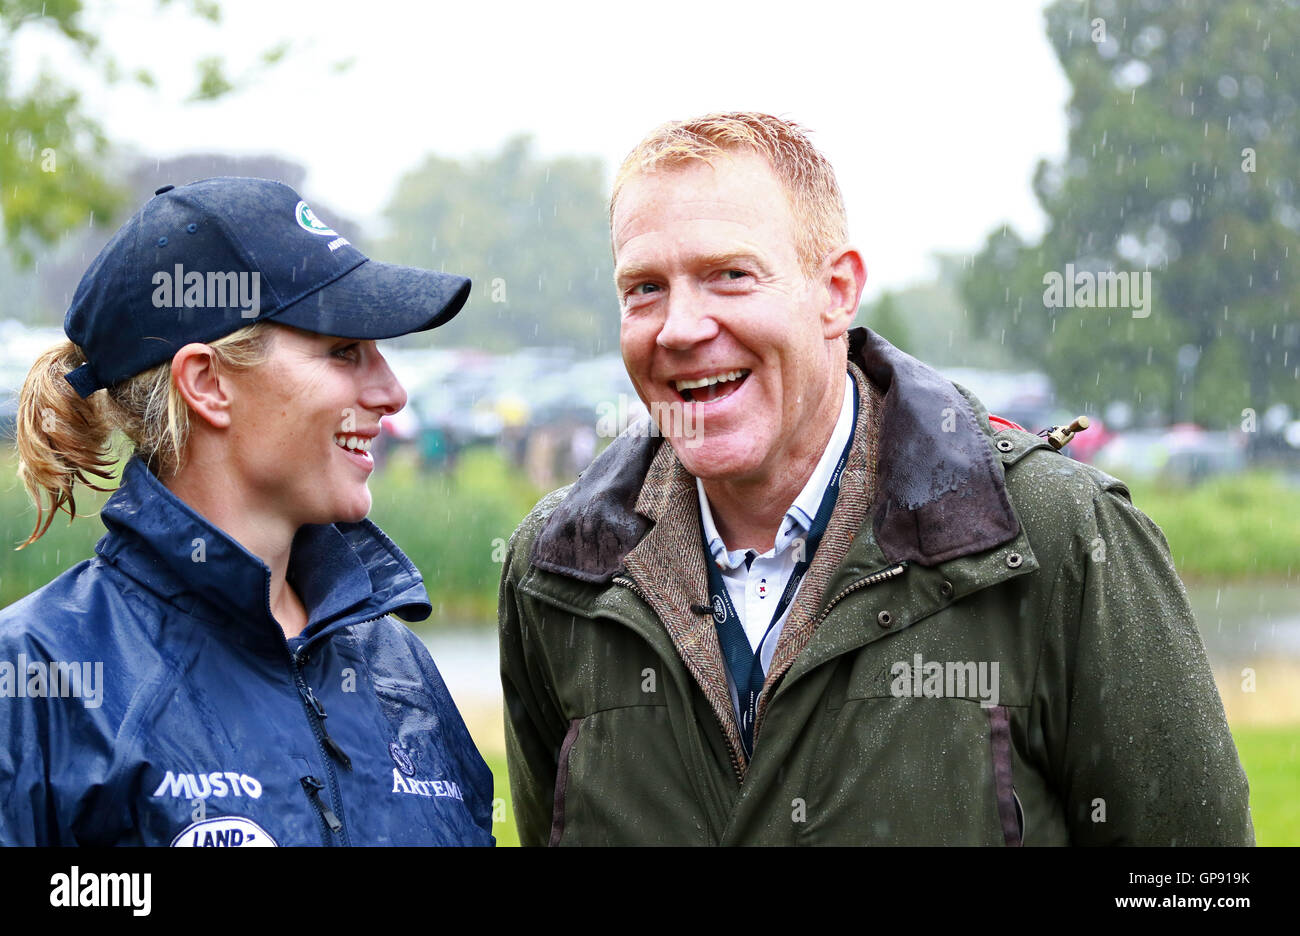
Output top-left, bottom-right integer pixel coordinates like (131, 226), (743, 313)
(821, 246), (867, 341)
(171, 343), (233, 429)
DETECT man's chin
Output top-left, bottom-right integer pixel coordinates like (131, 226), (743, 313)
(667, 433), (762, 483)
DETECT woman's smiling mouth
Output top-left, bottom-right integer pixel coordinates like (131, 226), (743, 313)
(334, 433), (375, 471)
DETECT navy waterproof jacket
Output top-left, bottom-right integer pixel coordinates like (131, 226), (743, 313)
(0, 456), (494, 846)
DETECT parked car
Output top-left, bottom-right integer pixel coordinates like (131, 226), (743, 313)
(1092, 425), (1247, 484)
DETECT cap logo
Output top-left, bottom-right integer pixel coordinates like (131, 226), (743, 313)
(295, 200), (338, 236)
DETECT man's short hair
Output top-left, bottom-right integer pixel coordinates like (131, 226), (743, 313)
(611, 112), (849, 277)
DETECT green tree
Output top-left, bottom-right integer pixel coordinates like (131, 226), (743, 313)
(862, 256), (1024, 370)
(961, 0), (1300, 427)
(865, 290), (913, 356)
(0, 0), (288, 264)
(1, 1), (119, 263)
(380, 136), (618, 355)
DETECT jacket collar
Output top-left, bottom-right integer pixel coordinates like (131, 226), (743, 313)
(95, 456), (432, 649)
(531, 326), (1020, 581)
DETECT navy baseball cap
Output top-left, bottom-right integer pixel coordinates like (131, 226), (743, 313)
(63, 177), (471, 398)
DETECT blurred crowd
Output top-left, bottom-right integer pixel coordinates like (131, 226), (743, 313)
(4, 320), (1298, 489)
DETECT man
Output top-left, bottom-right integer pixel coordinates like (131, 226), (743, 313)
(498, 112), (1253, 845)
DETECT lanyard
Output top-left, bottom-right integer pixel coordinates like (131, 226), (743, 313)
(703, 374), (859, 759)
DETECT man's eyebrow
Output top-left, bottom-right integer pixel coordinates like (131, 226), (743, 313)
(614, 260), (658, 287)
(615, 252), (772, 286)
(693, 251), (769, 274)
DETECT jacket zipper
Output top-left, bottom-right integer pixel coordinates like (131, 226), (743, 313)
(612, 574), (747, 784)
(265, 575), (392, 847)
(288, 609), (396, 844)
(809, 562), (908, 629)
(300, 775), (343, 836)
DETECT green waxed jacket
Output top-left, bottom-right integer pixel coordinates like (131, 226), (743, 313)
(498, 327), (1253, 846)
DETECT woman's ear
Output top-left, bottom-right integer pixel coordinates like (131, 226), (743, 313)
(171, 344), (233, 429)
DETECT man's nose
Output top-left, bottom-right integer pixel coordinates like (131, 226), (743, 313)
(360, 345), (408, 415)
(656, 287), (719, 350)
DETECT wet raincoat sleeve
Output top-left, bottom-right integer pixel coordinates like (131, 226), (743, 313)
(0, 667), (52, 846)
(0, 628), (103, 847)
(1043, 478), (1254, 845)
(499, 519), (568, 847)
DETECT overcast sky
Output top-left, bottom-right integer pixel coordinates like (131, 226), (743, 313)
(14, 0), (1069, 300)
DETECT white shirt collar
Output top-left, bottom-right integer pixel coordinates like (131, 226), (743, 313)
(698, 372), (855, 570)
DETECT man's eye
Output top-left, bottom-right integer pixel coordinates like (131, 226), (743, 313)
(629, 283), (661, 296)
(722, 270), (749, 281)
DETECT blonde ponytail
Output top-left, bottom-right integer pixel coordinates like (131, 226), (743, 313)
(13, 322), (274, 549)
(15, 342), (116, 549)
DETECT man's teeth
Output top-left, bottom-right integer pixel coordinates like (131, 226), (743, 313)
(334, 435), (373, 453)
(673, 369), (750, 392)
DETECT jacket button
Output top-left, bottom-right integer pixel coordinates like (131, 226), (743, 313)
(995, 439), (1014, 453)
(877, 610), (893, 628)
(940, 580), (954, 598)
(1006, 552), (1023, 569)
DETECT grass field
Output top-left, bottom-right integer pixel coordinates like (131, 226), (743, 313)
(1233, 724), (1300, 846)
(1124, 472), (1300, 581)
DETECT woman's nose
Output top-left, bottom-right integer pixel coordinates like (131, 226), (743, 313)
(361, 345), (408, 415)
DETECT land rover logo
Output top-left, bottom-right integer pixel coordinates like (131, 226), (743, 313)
(390, 742), (416, 776)
(712, 595), (727, 624)
(171, 816), (277, 847)
(295, 200), (338, 236)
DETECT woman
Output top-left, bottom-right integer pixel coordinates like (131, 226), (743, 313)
(0, 177), (494, 846)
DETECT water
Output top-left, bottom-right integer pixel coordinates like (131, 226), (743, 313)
(1187, 581), (1300, 664)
